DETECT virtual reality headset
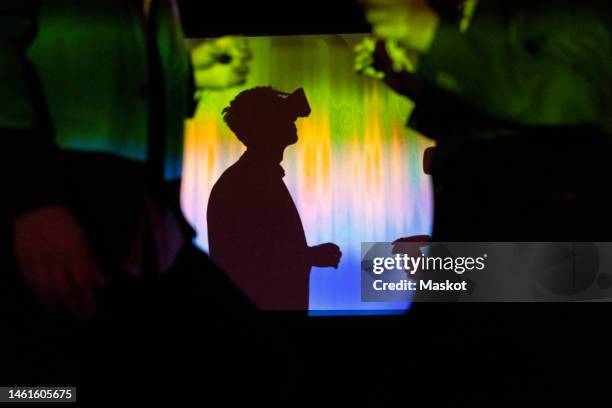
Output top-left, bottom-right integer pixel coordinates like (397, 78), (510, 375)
(277, 88), (311, 118)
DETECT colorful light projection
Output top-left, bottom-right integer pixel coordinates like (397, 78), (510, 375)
(181, 34), (434, 314)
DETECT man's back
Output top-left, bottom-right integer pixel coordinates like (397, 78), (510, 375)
(207, 152), (311, 310)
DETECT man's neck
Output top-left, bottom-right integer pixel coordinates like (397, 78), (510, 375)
(244, 146), (286, 165)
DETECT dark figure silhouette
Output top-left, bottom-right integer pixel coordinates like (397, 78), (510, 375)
(0, 2), (292, 404)
(356, 2), (612, 404)
(208, 86), (341, 310)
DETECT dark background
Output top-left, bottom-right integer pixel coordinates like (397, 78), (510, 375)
(178, 0), (370, 37)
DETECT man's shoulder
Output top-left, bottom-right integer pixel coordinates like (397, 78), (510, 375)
(207, 160), (272, 224)
(213, 160), (250, 185)
(208, 161), (254, 203)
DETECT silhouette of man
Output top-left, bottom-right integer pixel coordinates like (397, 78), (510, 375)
(208, 86), (342, 311)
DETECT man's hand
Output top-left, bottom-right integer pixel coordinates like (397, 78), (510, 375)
(354, 37), (386, 79)
(354, 37), (418, 80)
(363, 0), (440, 53)
(308, 243), (342, 268)
(12, 205), (107, 319)
(191, 36), (252, 93)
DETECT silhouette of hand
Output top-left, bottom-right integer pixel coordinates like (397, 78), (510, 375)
(363, 0), (439, 53)
(354, 36), (386, 79)
(355, 37), (417, 79)
(309, 243), (342, 268)
(12, 205), (107, 319)
(191, 36), (252, 93)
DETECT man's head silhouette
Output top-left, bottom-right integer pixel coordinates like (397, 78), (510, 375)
(223, 86), (310, 151)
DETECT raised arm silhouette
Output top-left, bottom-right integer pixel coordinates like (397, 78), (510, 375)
(207, 86), (341, 310)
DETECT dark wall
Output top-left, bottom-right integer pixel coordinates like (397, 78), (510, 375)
(177, 0), (370, 38)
